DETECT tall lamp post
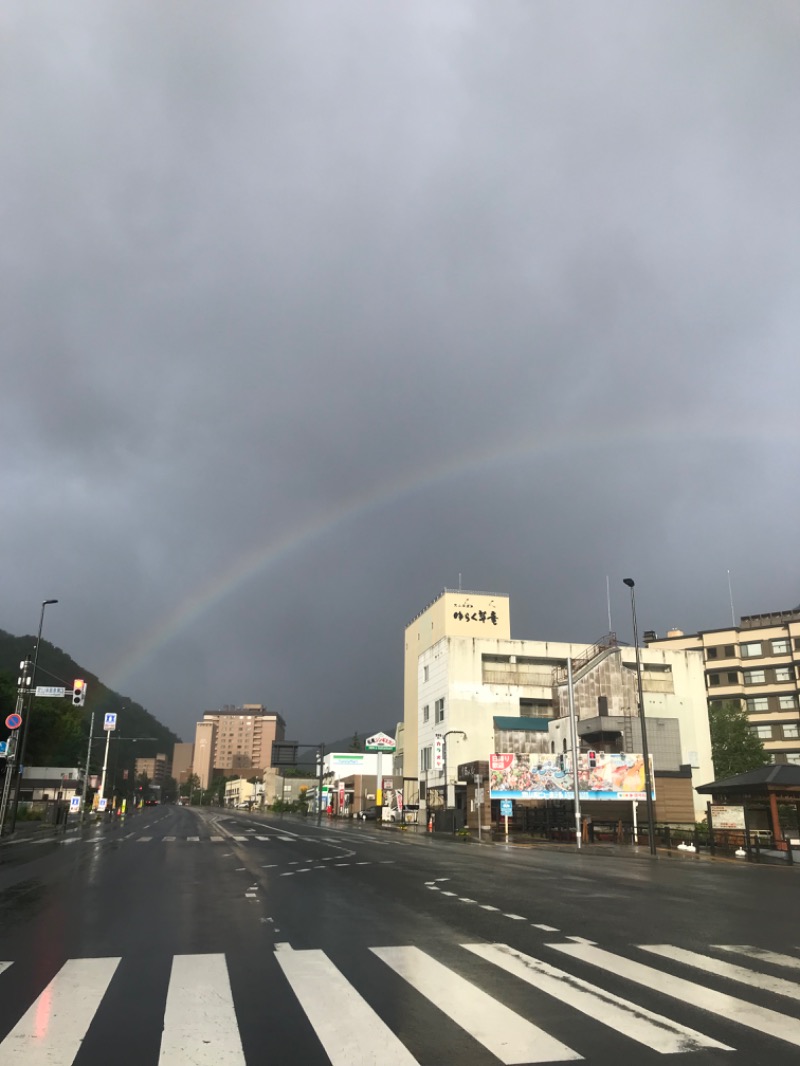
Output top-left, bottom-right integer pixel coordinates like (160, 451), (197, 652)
(7, 598), (58, 833)
(623, 578), (657, 856)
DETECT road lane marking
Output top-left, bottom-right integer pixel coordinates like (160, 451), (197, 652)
(231, 836), (247, 842)
(480, 905), (500, 911)
(0, 957), (120, 1064)
(551, 941), (800, 1049)
(187, 836), (200, 842)
(458, 898), (476, 904)
(465, 942), (729, 1054)
(210, 836), (224, 842)
(640, 945), (800, 1001)
(137, 837), (152, 842)
(533, 924), (559, 932)
(276, 946), (417, 1066)
(503, 914), (526, 921)
(159, 954), (245, 1065)
(164, 836), (176, 842)
(372, 946), (579, 1063)
(255, 835), (270, 841)
(715, 945), (800, 971)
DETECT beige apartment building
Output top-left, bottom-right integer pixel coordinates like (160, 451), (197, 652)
(171, 742), (194, 785)
(648, 607), (800, 766)
(192, 704), (286, 789)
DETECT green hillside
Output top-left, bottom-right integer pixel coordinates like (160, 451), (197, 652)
(0, 629), (180, 786)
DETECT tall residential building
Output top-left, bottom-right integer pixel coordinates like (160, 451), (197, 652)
(192, 704), (286, 789)
(647, 607), (800, 766)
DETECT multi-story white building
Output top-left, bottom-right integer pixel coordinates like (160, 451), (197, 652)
(648, 607), (800, 765)
(404, 589), (714, 820)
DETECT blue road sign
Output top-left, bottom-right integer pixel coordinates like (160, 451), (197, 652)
(500, 799), (513, 817)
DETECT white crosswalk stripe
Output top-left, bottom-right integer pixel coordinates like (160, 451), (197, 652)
(372, 945), (579, 1063)
(552, 940), (800, 1049)
(159, 954), (245, 1065)
(464, 942), (729, 1053)
(275, 944), (418, 1065)
(0, 940), (798, 1062)
(716, 945), (800, 971)
(0, 957), (120, 1064)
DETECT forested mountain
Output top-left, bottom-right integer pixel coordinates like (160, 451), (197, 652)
(0, 629), (180, 780)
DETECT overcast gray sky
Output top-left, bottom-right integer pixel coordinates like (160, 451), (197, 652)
(2, 2), (799, 745)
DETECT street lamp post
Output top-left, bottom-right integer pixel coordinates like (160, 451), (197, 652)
(7, 599), (58, 834)
(623, 578), (657, 856)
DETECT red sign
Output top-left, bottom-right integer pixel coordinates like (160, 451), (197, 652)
(489, 753), (514, 772)
(5, 713), (22, 730)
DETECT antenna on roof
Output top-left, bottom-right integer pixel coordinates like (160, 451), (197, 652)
(606, 575), (612, 632)
(458, 572), (462, 591)
(727, 570), (736, 627)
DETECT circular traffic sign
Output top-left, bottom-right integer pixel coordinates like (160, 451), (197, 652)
(5, 713), (22, 730)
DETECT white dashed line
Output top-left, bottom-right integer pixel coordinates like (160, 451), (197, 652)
(504, 914), (526, 921)
(480, 905), (500, 911)
(533, 924), (560, 932)
(459, 898), (477, 904)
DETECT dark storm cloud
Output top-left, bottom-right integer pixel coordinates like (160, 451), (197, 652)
(1, 2), (799, 743)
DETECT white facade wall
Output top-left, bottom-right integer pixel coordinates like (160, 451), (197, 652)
(417, 636), (592, 794)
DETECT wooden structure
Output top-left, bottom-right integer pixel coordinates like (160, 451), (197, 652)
(696, 765), (800, 849)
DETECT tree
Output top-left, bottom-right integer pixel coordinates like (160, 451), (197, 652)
(709, 700), (769, 779)
(348, 732), (362, 752)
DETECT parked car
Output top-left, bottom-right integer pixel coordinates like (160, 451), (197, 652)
(357, 805), (381, 821)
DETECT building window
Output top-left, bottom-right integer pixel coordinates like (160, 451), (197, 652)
(420, 746), (432, 772)
(422, 705), (429, 723)
(741, 642), (763, 658)
(779, 695), (797, 710)
(772, 639), (790, 655)
(752, 725), (772, 740)
(746, 697), (769, 713)
(744, 670), (766, 685)
(783, 724), (799, 740)
(423, 665), (429, 682)
(726, 672), (738, 684)
(709, 673), (720, 686)
(434, 698), (445, 724)
(725, 645), (735, 657)
(786, 753), (800, 766)
(774, 667), (793, 683)
(706, 647), (718, 660)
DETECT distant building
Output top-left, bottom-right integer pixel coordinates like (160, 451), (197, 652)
(135, 753), (170, 786)
(172, 742), (194, 785)
(192, 705), (286, 789)
(20, 767), (82, 802)
(648, 608), (800, 766)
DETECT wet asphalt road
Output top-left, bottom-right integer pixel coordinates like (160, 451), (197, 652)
(0, 804), (798, 1065)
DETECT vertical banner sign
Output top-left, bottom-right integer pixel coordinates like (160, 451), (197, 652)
(434, 734), (444, 770)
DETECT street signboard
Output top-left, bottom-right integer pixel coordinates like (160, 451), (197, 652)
(103, 712), (117, 731)
(70, 796), (81, 812)
(35, 686), (66, 698)
(5, 713), (22, 730)
(490, 752), (656, 801)
(0, 741), (7, 758)
(711, 805), (746, 830)
(500, 799), (513, 817)
(365, 731), (396, 752)
(98, 798), (108, 812)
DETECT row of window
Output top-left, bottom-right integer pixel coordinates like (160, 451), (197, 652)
(746, 695), (798, 712)
(421, 698), (446, 725)
(707, 638), (799, 660)
(709, 665), (796, 686)
(752, 723), (800, 740)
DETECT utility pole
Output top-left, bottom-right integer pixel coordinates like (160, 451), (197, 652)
(80, 712), (95, 825)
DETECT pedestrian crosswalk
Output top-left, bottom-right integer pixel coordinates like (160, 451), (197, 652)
(0, 939), (798, 1063)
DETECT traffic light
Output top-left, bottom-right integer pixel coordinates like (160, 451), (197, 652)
(587, 750), (597, 769)
(72, 679), (87, 706)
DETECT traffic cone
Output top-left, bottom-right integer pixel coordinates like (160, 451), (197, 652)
(427, 813), (433, 833)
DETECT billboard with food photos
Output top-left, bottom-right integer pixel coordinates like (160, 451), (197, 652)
(489, 752), (655, 801)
